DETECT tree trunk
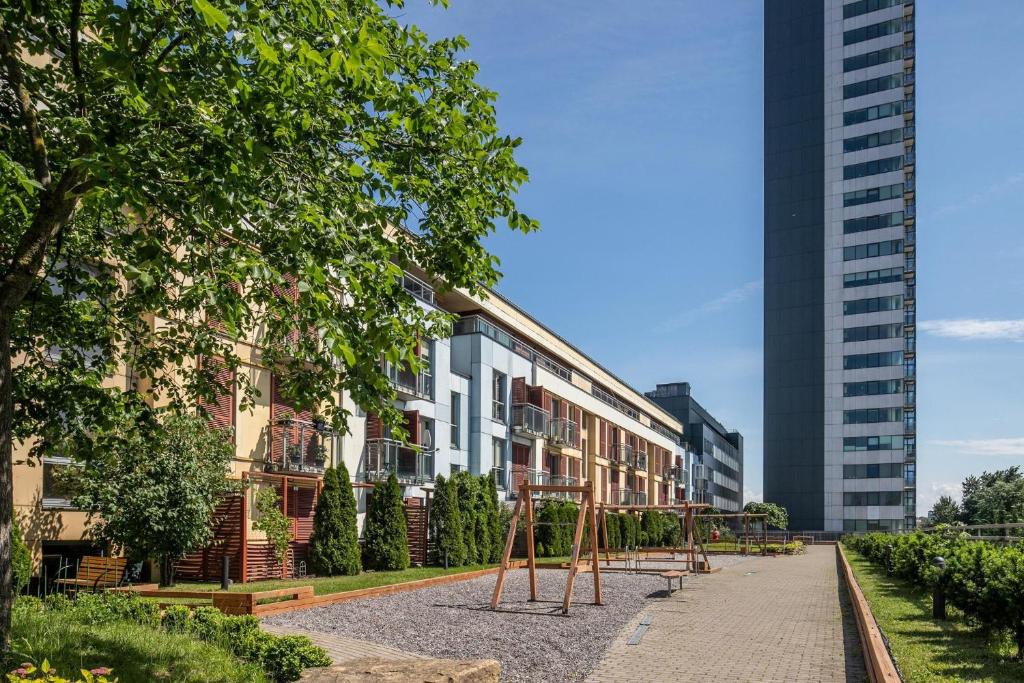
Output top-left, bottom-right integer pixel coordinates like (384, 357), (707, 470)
(160, 555), (175, 588)
(0, 317), (15, 651)
(1016, 623), (1024, 662)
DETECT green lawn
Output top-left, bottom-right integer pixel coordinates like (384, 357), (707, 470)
(10, 606), (265, 683)
(165, 563), (496, 596)
(843, 545), (1024, 682)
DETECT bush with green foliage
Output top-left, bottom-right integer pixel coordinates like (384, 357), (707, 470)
(605, 512), (621, 550)
(661, 512), (682, 546)
(845, 530), (1024, 659)
(450, 471), (479, 563)
(253, 487), (292, 568)
(485, 473), (503, 562)
(308, 465), (361, 576)
(362, 474), (409, 571)
(12, 518), (31, 595)
(428, 475), (466, 567)
(743, 501), (789, 530)
(535, 500), (579, 557)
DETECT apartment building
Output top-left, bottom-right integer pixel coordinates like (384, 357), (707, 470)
(17, 268), (688, 582)
(763, 0), (918, 532)
(645, 382), (743, 513)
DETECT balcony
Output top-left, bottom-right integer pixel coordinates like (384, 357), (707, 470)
(266, 417), (338, 475)
(631, 491), (648, 506)
(664, 465), (687, 487)
(510, 403), (548, 439)
(363, 438), (434, 485)
(383, 360), (432, 401)
(615, 488), (633, 506)
(630, 451), (648, 471)
(513, 470), (580, 500)
(547, 417), (579, 449)
(610, 443), (634, 466)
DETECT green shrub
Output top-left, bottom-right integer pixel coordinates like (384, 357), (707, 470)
(605, 512), (621, 550)
(429, 475), (466, 567)
(661, 512), (681, 546)
(486, 473), (503, 562)
(309, 464), (361, 577)
(261, 635), (332, 683)
(162, 604), (192, 633)
(474, 475), (492, 564)
(12, 518), (32, 595)
(535, 500), (580, 557)
(190, 606), (226, 642)
(362, 474), (409, 571)
(451, 471), (479, 563)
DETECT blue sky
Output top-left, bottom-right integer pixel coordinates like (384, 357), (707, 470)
(400, 1), (1024, 513)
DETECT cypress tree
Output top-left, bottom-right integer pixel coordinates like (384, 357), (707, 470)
(475, 475), (491, 564)
(308, 467), (344, 575)
(487, 473), (503, 562)
(454, 472), (478, 563)
(429, 475), (466, 567)
(362, 474), (410, 571)
(336, 459), (361, 575)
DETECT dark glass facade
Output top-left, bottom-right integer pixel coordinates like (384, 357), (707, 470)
(763, 1), (825, 531)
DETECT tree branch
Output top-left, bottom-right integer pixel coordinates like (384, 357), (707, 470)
(70, 0), (86, 115)
(0, 28), (51, 187)
(153, 34), (186, 72)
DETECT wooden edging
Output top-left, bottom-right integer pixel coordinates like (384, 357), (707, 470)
(836, 544), (901, 683)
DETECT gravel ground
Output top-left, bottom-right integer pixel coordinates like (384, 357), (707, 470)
(264, 554), (753, 682)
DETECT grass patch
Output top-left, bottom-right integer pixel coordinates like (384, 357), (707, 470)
(165, 563), (496, 596)
(844, 545), (1024, 682)
(10, 605), (265, 683)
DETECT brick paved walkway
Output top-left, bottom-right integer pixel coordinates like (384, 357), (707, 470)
(587, 546), (866, 683)
(261, 622), (424, 665)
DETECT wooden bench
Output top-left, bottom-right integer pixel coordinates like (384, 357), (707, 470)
(54, 556), (128, 591)
(660, 570), (685, 594)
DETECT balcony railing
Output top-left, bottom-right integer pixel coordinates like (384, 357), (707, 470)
(511, 403), (548, 438)
(383, 360), (432, 401)
(630, 451), (648, 471)
(631, 491), (648, 506)
(363, 438), (434, 485)
(515, 469), (580, 500)
(547, 417), (579, 448)
(490, 466), (506, 489)
(664, 465), (687, 487)
(610, 443), (634, 465)
(615, 488), (633, 506)
(266, 417), (337, 474)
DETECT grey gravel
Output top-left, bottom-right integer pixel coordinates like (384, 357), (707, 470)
(265, 555), (753, 683)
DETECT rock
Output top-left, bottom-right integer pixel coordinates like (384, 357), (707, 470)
(299, 657), (501, 683)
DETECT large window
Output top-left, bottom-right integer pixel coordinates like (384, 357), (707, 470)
(492, 438), (505, 487)
(844, 463), (903, 479)
(844, 73), (903, 100)
(844, 323), (903, 342)
(844, 435), (902, 452)
(844, 379), (902, 397)
(42, 456), (79, 509)
(492, 371), (506, 422)
(844, 129), (903, 153)
(844, 156), (903, 180)
(844, 44), (904, 71)
(843, 183), (903, 207)
(844, 518), (904, 532)
(844, 18), (904, 46)
(844, 296), (901, 316)
(844, 407), (902, 424)
(844, 239), (903, 261)
(844, 351), (904, 370)
(844, 267), (903, 288)
(843, 0), (902, 20)
(844, 491), (903, 507)
(844, 100), (903, 126)
(844, 211), (904, 235)
(450, 392), (460, 449)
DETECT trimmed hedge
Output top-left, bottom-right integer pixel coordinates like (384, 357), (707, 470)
(845, 531), (1024, 659)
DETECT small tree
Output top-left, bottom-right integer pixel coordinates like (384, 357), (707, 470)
(308, 467), (344, 576)
(743, 502), (788, 530)
(929, 495), (962, 525)
(362, 474), (409, 571)
(11, 517), (30, 595)
(335, 459), (361, 575)
(474, 475), (492, 564)
(253, 487), (292, 570)
(429, 475), (466, 567)
(487, 473), (503, 562)
(71, 413), (233, 586)
(453, 472), (479, 564)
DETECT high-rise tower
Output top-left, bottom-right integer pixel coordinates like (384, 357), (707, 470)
(764, 0), (917, 532)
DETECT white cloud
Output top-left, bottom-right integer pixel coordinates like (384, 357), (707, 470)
(929, 437), (1024, 457)
(743, 488), (762, 504)
(919, 319), (1024, 342)
(657, 280), (762, 332)
(918, 481), (961, 515)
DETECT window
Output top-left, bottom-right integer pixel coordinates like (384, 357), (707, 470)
(844, 379), (902, 397)
(42, 456), (79, 509)
(844, 407), (902, 424)
(844, 156), (903, 180)
(450, 392), (460, 449)
(844, 211), (904, 235)
(843, 463), (903, 479)
(844, 44), (904, 71)
(904, 463), (916, 486)
(844, 18), (904, 46)
(844, 100), (903, 126)
(844, 267), (903, 289)
(845, 323), (903, 343)
(420, 342), (433, 399)
(844, 518), (904, 532)
(844, 435), (902, 452)
(844, 491), (903, 506)
(402, 273), (435, 305)
(843, 239), (903, 261)
(844, 183), (903, 207)
(492, 438), (505, 486)
(844, 73), (903, 100)
(844, 351), (904, 370)
(844, 129), (903, 154)
(492, 371), (506, 421)
(844, 295), (901, 316)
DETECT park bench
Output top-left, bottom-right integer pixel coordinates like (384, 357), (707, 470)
(660, 570), (685, 594)
(54, 556), (129, 592)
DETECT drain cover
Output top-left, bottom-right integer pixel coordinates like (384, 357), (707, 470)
(627, 615), (653, 645)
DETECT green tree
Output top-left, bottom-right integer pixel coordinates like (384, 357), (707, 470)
(452, 472), (479, 563)
(308, 467), (343, 576)
(428, 475), (465, 567)
(335, 459), (361, 575)
(0, 0), (534, 646)
(962, 467), (1024, 529)
(928, 495), (962, 526)
(11, 516), (29, 595)
(253, 487), (292, 571)
(71, 413), (234, 586)
(474, 475), (491, 564)
(743, 501), (789, 530)
(487, 473), (503, 562)
(362, 474), (409, 571)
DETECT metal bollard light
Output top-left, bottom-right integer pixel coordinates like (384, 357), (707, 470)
(932, 556), (946, 620)
(221, 555), (232, 591)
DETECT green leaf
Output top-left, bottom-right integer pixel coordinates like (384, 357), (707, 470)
(192, 0), (229, 31)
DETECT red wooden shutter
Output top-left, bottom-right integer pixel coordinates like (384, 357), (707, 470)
(512, 377), (526, 404)
(270, 374), (313, 465)
(599, 420), (608, 458)
(542, 391), (553, 414)
(366, 413), (383, 440)
(528, 385), (543, 407)
(199, 357), (235, 431)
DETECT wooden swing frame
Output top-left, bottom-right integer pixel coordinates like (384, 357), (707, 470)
(596, 501), (715, 573)
(490, 480), (602, 615)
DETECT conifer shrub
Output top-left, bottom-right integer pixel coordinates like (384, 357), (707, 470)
(362, 474), (410, 571)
